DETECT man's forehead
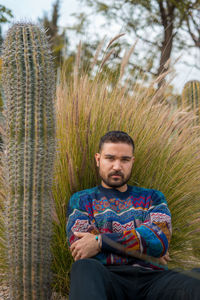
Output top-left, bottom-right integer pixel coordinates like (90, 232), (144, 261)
(100, 142), (133, 155)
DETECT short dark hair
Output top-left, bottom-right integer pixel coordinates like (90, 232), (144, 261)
(99, 131), (135, 153)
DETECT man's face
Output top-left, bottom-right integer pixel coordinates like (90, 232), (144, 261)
(95, 142), (135, 191)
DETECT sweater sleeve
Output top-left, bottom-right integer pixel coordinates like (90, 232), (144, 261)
(66, 192), (99, 245)
(66, 192), (131, 265)
(101, 190), (172, 258)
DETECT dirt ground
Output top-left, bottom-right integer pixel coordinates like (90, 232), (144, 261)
(0, 285), (68, 300)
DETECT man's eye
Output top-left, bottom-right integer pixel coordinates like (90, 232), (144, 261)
(122, 158), (130, 162)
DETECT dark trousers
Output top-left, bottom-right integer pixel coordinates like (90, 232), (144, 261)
(69, 258), (200, 300)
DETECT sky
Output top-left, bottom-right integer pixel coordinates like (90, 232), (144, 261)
(1, 0), (78, 32)
(1, 0), (200, 92)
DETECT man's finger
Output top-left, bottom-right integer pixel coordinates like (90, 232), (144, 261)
(71, 246), (76, 256)
(71, 246), (79, 258)
(70, 242), (76, 251)
(70, 242), (79, 254)
(74, 232), (87, 238)
(159, 257), (167, 265)
(163, 252), (171, 262)
(74, 251), (82, 261)
(70, 237), (82, 251)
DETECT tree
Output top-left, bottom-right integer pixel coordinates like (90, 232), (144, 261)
(39, 0), (67, 67)
(0, 4), (13, 49)
(76, 0), (200, 83)
(0, 4), (13, 24)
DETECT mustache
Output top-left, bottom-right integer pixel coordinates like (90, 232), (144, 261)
(108, 171), (124, 177)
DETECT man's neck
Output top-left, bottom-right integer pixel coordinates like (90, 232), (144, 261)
(101, 181), (128, 192)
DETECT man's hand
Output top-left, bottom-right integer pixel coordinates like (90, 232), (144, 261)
(157, 251), (171, 265)
(70, 232), (100, 261)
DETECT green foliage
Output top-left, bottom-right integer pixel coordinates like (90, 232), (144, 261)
(1, 22), (56, 299)
(52, 57), (200, 294)
(181, 80), (200, 125)
(0, 4), (13, 23)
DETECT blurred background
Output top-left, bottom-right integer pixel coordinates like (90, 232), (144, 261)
(0, 0), (199, 93)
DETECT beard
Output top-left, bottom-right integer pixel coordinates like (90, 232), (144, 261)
(99, 169), (132, 189)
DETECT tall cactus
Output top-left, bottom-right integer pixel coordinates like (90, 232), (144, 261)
(181, 80), (200, 125)
(1, 23), (55, 299)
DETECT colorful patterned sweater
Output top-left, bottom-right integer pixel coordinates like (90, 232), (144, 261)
(66, 185), (172, 269)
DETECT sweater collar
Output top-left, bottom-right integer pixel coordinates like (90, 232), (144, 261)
(98, 184), (132, 199)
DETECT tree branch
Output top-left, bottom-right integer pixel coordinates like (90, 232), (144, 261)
(186, 14), (200, 47)
(127, 21), (161, 48)
(159, 0), (167, 28)
(180, 60), (200, 70)
(129, 61), (157, 76)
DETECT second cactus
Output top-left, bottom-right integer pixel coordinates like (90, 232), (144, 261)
(182, 80), (200, 126)
(2, 23), (56, 299)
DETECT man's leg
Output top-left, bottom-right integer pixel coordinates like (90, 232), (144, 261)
(69, 258), (125, 300)
(107, 265), (200, 300)
(146, 268), (200, 300)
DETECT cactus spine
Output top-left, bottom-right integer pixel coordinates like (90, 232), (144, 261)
(182, 80), (200, 125)
(2, 23), (55, 299)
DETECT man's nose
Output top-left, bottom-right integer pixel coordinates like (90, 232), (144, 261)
(113, 160), (122, 170)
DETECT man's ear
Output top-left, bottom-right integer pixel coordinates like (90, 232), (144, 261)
(95, 153), (100, 167)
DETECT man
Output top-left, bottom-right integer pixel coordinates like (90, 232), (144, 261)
(66, 131), (200, 300)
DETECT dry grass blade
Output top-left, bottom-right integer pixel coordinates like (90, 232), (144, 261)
(163, 58), (171, 70)
(154, 69), (171, 84)
(173, 54), (182, 65)
(90, 37), (106, 70)
(119, 40), (138, 81)
(100, 48), (115, 69)
(51, 192), (60, 225)
(106, 33), (125, 50)
(73, 41), (82, 89)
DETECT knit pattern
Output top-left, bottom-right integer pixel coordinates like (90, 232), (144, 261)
(66, 185), (172, 269)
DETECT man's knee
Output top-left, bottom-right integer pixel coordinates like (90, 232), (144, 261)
(69, 259), (112, 300)
(71, 258), (105, 278)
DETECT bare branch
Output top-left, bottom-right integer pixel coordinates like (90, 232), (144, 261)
(186, 14), (200, 47)
(128, 61), (157, 76)
(180, 60), (200, 70)
(127, 22), (161, 48)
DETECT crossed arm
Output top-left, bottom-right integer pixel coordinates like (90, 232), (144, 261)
(67, 190), (172, 266)
(70, 232), (100, 261)
(70, 231), (171, 265)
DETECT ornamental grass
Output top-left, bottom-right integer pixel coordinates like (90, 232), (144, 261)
(51, 45), (200, 294)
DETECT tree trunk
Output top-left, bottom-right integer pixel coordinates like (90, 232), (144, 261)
(157, 1), (175, 88)
(158, 22), (173, 77)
